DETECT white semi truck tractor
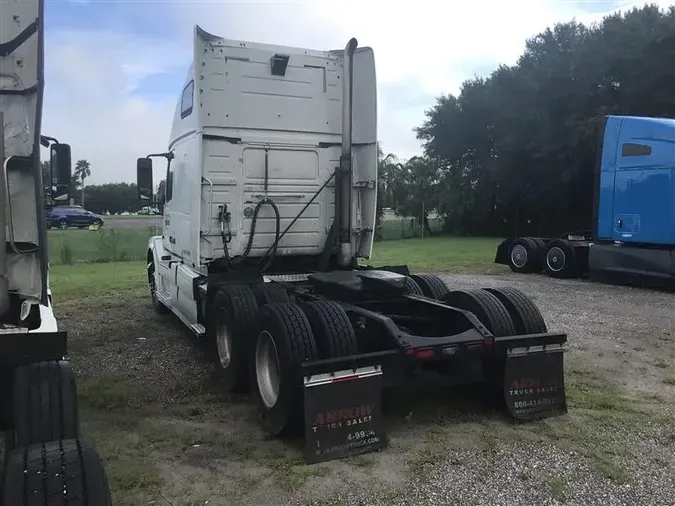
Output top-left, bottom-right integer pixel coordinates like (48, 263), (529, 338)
(139, 26), (569, 463)
(1, 0), (111, 503)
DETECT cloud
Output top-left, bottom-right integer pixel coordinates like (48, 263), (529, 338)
(40, 0), (674, 184)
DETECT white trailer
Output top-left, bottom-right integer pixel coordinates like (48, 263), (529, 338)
(0, 0), (111, 503)
(139, 25), (568, 462)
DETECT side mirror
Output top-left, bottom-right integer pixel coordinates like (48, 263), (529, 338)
(137, 157), (153, 201)
(50, 143), (72, 201)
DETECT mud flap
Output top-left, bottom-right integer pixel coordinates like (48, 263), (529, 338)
(503, 344), (567, 420)
(303, 366), (387, 464)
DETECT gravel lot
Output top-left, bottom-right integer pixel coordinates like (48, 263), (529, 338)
(61, 270), (675, 506)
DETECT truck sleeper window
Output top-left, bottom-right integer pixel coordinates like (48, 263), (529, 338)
(181, 80), (194, 119)
(622, 143), (652, 157)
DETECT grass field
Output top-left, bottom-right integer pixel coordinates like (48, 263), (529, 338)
(48, 226), (506, 274)
(48, 228), (156, 265)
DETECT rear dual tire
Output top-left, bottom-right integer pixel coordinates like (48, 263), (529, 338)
(209, 285), (259, 392)
(250, 301), (357, 436)
(507, 237), (543, 273)
(543, 239), (578, 279)
(250, 303), (318, 436)
(409, 274), (450, 299)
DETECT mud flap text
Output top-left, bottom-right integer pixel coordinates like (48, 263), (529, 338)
(303, 367), (387, 464)
(504, 347), (567, 420)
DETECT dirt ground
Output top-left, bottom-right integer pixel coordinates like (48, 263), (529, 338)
(61, 271), (675, 506)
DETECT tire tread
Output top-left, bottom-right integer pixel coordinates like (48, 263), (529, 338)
(1, 438), (111, 505)
(301, 301), (357, 359)
(484, 287), (547, 334)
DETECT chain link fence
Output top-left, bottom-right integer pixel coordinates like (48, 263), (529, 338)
(376, 213), (444, 241)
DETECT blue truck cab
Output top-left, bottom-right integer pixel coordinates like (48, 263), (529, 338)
(590, 115), (675, 281)
(494, 114), (675, 287)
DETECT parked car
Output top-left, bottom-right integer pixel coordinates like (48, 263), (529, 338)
(138, 206), (160, 215)
(45, 205), (104, 229)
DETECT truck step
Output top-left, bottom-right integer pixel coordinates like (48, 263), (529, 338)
(263, 273), (310, 283)
(191, 324), (206, 336)
(156, 290), (171, 303)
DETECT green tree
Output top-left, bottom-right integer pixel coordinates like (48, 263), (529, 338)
(415, 4), (675, 237)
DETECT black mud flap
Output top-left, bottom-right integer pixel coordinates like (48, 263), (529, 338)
(303, 366), (388, 464)
(503, 344), (567, 420)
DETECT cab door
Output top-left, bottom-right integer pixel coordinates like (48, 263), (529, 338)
(613, 126), (675, 245)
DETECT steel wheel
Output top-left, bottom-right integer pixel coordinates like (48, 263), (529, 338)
(255, 330), (281, 409)
(546, 247), (565, 272)
(215, 308), (232, 369)
(510, 244), (528, 269)
(59, 220), (68, 230)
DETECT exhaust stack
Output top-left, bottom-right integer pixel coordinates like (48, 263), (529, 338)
(337, 38), (358, 267)
(0, 112), (10, 318)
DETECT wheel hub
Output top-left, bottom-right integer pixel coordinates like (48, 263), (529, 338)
(546, 247), (565, 272)
(256, 330), (281, 409)
(511, 244), (528, 268)
(215, 309), (232, 369)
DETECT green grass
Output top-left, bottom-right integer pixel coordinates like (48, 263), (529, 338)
(50, 261), (146, 302)
(49, 228), (155, 265)
(47, 225), (505, 274)
(368, 236), (505, 273)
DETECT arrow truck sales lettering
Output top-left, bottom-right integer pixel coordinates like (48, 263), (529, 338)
(509, 378), (558, 396)
(312, 404), (374, 431)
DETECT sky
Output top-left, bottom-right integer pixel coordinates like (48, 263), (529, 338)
(39, 0), (674, 185)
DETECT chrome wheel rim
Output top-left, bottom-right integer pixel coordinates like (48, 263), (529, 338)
(511, 244), (528, 268)
(546, 247), (565, 272)
(256, 330), (280, 408)
(215, 309), (232, 369)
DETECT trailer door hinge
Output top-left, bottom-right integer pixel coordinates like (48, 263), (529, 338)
(354, 180), (375, 189)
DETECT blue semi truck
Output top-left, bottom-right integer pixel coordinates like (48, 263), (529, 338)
(495, 114), (675, 288)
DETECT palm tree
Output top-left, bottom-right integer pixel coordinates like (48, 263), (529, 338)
(74, 159), (91, 206)
(376, 143), (401, 240)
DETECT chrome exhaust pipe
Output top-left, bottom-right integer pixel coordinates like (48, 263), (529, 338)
(338, 38), (358, 267)
(0, 112), (11, 317)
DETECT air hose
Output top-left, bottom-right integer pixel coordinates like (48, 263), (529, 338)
(218, 151), (336, 273)
(219, 198), (281, 272)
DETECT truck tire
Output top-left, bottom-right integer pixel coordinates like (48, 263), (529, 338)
(443, 289), (516, 337)
(209, 284), (259, 392)
(9, 361), (79, 449)
(410, 274), (450, 300)
(1, 438), (111, 506)
(544, 239), (578, 278)
(404, 276), (424, 296)
(507, 237), (541, 273)
(531, 237), (547, 250)
(444, 290), (517, 393)
(148, 259), (169, 315)
(483, 287), (548, 335)
(300, 301), (358, 359)
(252, 283), (290, 306)
(250, 303), (318, 436)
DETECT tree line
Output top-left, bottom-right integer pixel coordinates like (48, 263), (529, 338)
(379, 3), (675, 238)
(42, 159), (167, 214)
